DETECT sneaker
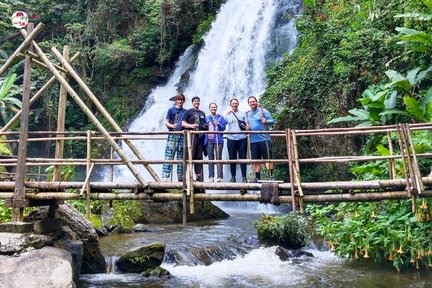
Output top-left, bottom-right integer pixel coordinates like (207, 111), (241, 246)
(209, 177), (214, 182)
(249, 178), (258, 183)
(217, 177), (222, 182)
(230, 177), (236, 183)
(162, 178), (169, 182)
(196, 176), (203, 182)
(242, 177), (247, 183)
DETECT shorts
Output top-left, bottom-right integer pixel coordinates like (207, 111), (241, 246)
(251, 141), (272, 159)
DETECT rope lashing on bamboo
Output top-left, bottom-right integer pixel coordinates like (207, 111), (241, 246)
(260, 182), (280, 205)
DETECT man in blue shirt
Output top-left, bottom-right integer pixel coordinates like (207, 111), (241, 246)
(162, 93), (186, 181)
(246, 96), (275, 182)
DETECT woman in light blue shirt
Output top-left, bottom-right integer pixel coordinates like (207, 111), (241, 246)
(224, 98), (248, 183)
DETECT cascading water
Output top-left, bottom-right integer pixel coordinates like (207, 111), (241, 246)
(114, 0), (301, 182)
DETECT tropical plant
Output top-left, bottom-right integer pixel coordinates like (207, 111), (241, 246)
(328, 66), (432, 126)
(307, 200), (432, 271)
(0, 73), (22, 126)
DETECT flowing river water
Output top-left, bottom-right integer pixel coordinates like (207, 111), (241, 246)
(78, 205), (432, 288)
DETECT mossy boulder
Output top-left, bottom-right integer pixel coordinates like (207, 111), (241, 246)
(137, 199), (229, 224)
(255, 213), (308, 250)
(116, 243), (165, 273)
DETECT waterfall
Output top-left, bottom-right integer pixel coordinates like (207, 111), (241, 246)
(114, 0), (301, 182)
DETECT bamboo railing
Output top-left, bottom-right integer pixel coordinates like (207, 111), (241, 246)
(0, 124), (432, 216)
(1, 24), (432, 223)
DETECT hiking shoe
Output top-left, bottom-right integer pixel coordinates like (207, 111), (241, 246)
(217, 177), (222, 182)
(242, 177), (247, 183)
(230, 177), (236, 183)
(209, 177), (214, 182)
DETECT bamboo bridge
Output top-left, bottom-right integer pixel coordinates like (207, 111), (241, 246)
(1, 23), (432, 224)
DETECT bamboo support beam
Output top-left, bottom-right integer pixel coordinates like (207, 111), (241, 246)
(286, 129), (296, 211)
(80, 163), (95, 196)
(50, 47), (161, 182)
(19, 30), (148, 188)
(1, 190), (431, 202)
(0, 23), (45, 76)
(1, 52), (80, 132)
(12, 24), (34, 220)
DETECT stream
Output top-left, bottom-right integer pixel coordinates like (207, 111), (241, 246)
(78, 205), (432, 288)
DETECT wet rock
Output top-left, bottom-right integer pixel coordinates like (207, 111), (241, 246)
(116, 243), (165, 273)
(132, 224), (163, 233)
(54, 240), (83, 282)
(275, 246), (314, 261)
(138, 200), (229, 224)
(244, 236), (261, 248)
(0, 232), (52, 255)
(0, 246), (75, 288)
(142, 266), (171, 278)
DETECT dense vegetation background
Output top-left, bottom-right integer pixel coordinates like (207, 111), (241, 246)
(1, 0), (223, 139)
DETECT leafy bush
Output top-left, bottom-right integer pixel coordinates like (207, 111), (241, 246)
(307, 200), (432, 271)
(255, 213), (308, 249)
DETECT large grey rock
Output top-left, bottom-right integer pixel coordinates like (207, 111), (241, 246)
(26, 204), (106, 274)
(138, 200), (229, 224)
(116, 243), (165, 273)
(0, 232), (52, 255)
(0, 246), (75, 288)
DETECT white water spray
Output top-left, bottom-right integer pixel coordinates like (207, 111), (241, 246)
(114, 0), (301, 182)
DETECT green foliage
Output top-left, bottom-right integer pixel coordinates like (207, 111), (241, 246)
(45, 165), (76, 181)
(255, 213), (308, 249)
(0, 200), (11, 223)
(108, 200), (141, 231)
(193, 14), (216, 45)
(307, 200), (432, 271)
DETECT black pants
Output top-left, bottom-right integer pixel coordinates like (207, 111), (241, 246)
(227, 138), (247, 178)
(192, 135), (205, 176)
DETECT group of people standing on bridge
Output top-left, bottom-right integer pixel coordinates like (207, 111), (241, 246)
(161, 93), (274, 185)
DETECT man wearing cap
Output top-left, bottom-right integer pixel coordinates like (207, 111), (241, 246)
(162, 93), (186, 181)
(181, 96), (207, 182)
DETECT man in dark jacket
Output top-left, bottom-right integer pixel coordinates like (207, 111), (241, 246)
(182, 96), (207, 181)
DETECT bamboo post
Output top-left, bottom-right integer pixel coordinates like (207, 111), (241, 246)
(19, 30), (148, 188)
(53, 45), (69, 181)
(401, 124), (419, 213)
(12, 23), (34, 221)
(0, 23), (44, 76)
(286, 129), (296, 211)
(1, 52), (80, 132)
(396, 124), (415, 212)
(387, 131), (396, 179)
(405, 124), (423, 194)
(85, 130), (92, 218)
(109, 146), (113, 208)
(291, 130), (304, 213)
(187, 131), (195, 214)
(50, 47), (160, 182)
(182, 130), (187, 225)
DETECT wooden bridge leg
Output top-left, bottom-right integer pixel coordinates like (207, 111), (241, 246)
(12, 24), (34, 222)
